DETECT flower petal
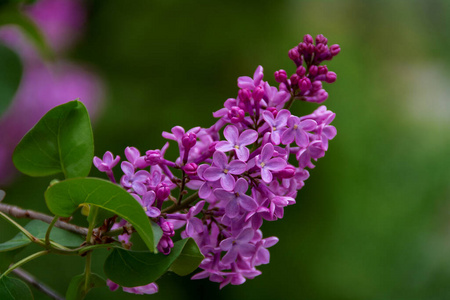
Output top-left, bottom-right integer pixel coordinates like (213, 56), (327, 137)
(223, 125), (239, 144)
(228, 160), (247, 175)
(221, 174), (236, 191)
(212, 151), (228, 169)
(238, 129), (258, 146)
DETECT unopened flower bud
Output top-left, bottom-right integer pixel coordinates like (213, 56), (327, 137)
(296, 66), (306, 77)
(228, 106), (245, 123)
(160, 220), (175, 236)
(325, 71), (337, 83)
(317, 90), (329, 103)
(309, 65), (318, 76)
(274, 69), (287, 83)
(288, 47), (300, 61)
(299, 77), (312, 92)
(315, 34), (328, 45)
(303, 34), (313, 44)
(315, 43), (327, 53)
(182, 132), (197, 149)
(157, 236), (174, 255)
(290, 74), (300, 85)
(184, 162), (198, 175)
(145, 150), (161, 165)
(330, 44), (341, 56)
(238, 88), (251, 102)
(318, 65), (328, 75)
(156, 182), (170, 200)
(252, 85), (264, 102)
(277, 165), (296, 179)
(311, 80), (322, 91)
(306, 43), (316, 54)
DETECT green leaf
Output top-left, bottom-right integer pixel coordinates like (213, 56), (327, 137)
(0, 276), (33, 300)
(0, 220), (84, 252)
(169, 238), (204, 276)
(13, 100), (94, 179)
(104, 238), (204, 287)
(66, 273), (105, 300)
(0, 43), (22, 117)
(45, 178), (162, 252)
(0, 6), (52, 59)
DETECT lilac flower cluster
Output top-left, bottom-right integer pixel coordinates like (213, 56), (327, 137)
(95, 34), (339, 294)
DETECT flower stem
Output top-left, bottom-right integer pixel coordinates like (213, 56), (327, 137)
(0, 211), (42, 245)
(0, 250), (49, 278)
(162, 192), (199, 214)
(45, 216), (59, 246)
(86, 206), (98, 245)
(84, 251), (92, 292)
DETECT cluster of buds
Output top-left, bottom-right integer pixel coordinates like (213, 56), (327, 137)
(94, 34), (339, 294)
(284, 33), (340, 103)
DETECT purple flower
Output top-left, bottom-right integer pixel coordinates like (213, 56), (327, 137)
(120, 161), (150, 195)
(255, 144), (287, 183)
(296, 140), (325, 169)
(213, 178), (257, 218)
(123, 283), (158, 295)
(220, 228), (256, 265)
(252, 232), (279, 266)
(203, 151), (246, 191)
(139, 191), (160, 218)
(185, 201), (206, 237)
(263, 82), (290, 108)
(237, 65), (264, 90)
(215, 125), (258, 162)
(261, 109), (290, 145)
(281, 116), (317, 147)
(93, 151), (120, 172)
(107, 280), (158, 295)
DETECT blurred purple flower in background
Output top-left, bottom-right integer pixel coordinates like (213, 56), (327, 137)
(0, 0), (105, 185)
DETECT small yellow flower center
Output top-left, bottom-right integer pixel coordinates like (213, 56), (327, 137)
(224, 169), (229, 174)
(260, 162), (265, 168)
(143, 207), (148, 212)
(236, 192), (240, 197)
(234, 145), (240, 149)
(273, 127), (277, 131)
(293, 124), (298, 129)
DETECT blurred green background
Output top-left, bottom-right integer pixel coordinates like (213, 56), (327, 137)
(2, 0), (450, 299)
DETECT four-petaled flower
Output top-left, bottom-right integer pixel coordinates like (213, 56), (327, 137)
(255, 143), (287, 183)
(261, 109), (291, 145)
(215, 125), (258, 162)
(219, 228), (256, 265)
(203, 151), (246, 191)
(281, 116), (317, 147)
(93, 151), (120, 172)
(214, 178), (258, 218)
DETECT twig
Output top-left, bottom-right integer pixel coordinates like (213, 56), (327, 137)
(162, 192), (200, 214)
(12, 267), (64, 300)
(0, 203), (88, 236)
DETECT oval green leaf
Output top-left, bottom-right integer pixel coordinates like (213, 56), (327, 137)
(13, 100), (94, 179)
(0, 276), (33, 300)
(0, 43), (22, 117)
(104, 238), (204, 287)
(45, 178), (162, 252)
(0, 219), (84, 252)
(66, 273), (105, 300)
